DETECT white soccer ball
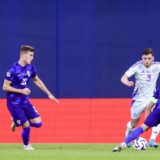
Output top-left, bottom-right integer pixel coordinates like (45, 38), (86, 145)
(133, 137), (148, 150)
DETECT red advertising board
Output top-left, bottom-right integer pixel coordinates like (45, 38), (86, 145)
(0, 99), (153, 143)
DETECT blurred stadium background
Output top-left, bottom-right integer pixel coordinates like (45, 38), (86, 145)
(0, 0), (160, 143)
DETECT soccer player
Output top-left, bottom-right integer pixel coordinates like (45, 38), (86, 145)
(113, 87), (160, 152)
(120, 48), (160, 147)
(3, 45), (59, 150)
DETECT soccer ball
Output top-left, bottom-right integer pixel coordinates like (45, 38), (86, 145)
(133, 137), (148, 150)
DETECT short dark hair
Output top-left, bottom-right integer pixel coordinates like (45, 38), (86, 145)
(142, 48), (154, 56)
(20, 45), (34, 52)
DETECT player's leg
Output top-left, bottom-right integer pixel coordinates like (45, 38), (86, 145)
(150, 126), (160, 148)
(125, 100), (149, 137)
(113, 107), (160, 152)
(7, 104), (34, 150)
(22, 121), (35, 150)
(127, 106), (160, 146)
(145, 105), (160, 147)
(113, 124), (149, 152)
(125, 101), (143, 139)
(143, 102), (159, 147)
(30, 117), (42, 128)
(125, 118), (139, 148)
(113, 106), (142, 151)
(125, 124), (148, 144)
(125, 118), (139, 137)
(145, 108), (160, 148)
(147, 106), (160, 147)
(11, 105), (42, 131)
(149, 124), (160, 147)
(22, 104), (42, 150)
(25, 104), (42, 128)
(125, 101), (141, 137)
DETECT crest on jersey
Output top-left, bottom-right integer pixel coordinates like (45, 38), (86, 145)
(17, 120), (21, 125)
(6, 72), (11, 77)
(27, 71), (31, 77)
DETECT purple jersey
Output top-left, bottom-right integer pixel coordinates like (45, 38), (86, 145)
(5, 62), (37, 105)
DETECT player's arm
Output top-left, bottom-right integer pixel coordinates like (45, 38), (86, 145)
(121, 74), (134, 87)
(32, 75), (59, 103)
(3, 79), (30, 95)
(145, 97), (157, 118)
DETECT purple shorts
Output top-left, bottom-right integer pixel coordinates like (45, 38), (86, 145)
(144, 106), (160, 127)
(7, 103), (40, 127)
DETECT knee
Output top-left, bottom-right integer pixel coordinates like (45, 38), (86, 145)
(23, 121), (30, 128)
(35, 122), (42, 128)
(31, 122), (42, 128)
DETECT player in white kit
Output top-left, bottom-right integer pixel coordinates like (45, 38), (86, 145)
(121, 48), (160, 147)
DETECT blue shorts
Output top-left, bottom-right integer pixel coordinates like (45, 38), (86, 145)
(144, 106), (160, 127)
(7, 103), (40, 127)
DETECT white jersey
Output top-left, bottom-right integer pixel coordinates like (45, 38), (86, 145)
(125, 60), (160, 101)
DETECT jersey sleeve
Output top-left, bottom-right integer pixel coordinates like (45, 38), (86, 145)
(5, 68), (15, 82)
(125, 62), (138, 78)
(31, 65), (37, 78)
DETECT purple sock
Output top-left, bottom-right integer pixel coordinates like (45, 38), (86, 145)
(125, 127), (144, 144)
(30, 122), (42, 128)
(22, 126), (30, 145)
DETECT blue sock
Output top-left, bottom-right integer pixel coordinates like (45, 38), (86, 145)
(22, 126), (30, 145)
(30, 122), (42, 128)
(125, 127), (144, 144)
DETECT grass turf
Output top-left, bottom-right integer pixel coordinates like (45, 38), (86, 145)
(0, 144), (159, 160)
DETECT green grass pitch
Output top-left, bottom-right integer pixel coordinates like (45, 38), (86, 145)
(0, 144), (159, 160)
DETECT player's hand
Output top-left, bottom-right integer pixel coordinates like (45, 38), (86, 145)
(21, 88), (31, 95)
(48, 94), (60, 103)
(128, 81), (134, 87)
